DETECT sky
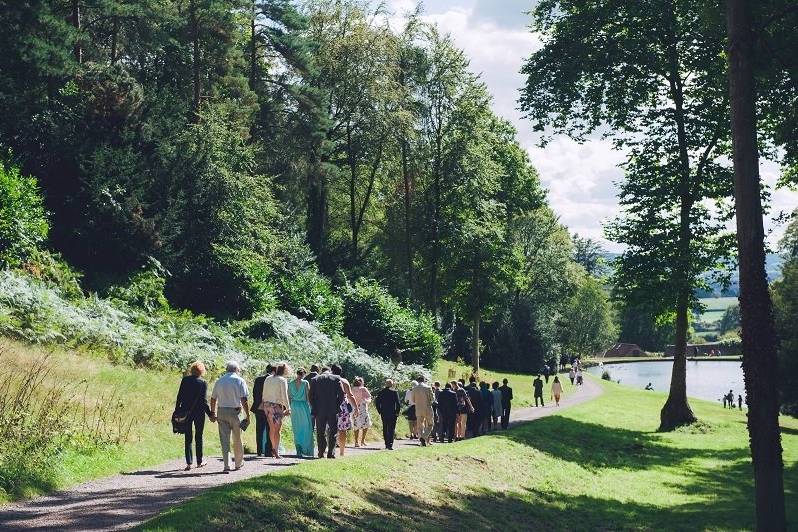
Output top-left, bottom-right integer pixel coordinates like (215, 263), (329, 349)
(386, 0), (798, 252)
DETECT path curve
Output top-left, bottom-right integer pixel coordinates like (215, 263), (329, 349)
(0, 378), (602, 531)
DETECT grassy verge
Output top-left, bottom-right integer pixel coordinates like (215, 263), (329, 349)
(140, 377), (798, 531)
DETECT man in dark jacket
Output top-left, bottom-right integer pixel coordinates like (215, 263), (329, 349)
(438, 382), (458, 443)
(251, 364), (275, 456)
(499, 378), (513, 429)
(375, 379), (402, 449)
(533, 375), (545, 407)
(466, 377), (483, 437)
(309, 366), (344, 458)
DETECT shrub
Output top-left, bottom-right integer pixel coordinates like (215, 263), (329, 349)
(0, 270), (425, 390)
(20, 248), (83, 299)
(601, 370), (612, 381)
(275, 268), (344, 335)
(107, 259), (170, 312)
(239, 310), (428, 389)
(0, 160), (49, 267)
(342, 279), (442, 368)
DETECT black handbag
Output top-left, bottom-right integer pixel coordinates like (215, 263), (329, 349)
(172, 394), (201, 434)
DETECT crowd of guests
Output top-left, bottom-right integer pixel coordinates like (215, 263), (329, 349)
(173, 361), (517, 471)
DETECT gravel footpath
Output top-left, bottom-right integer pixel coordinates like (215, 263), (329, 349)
(0, 378), (602, 531)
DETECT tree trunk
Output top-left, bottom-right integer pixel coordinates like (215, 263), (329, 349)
(726, 1), (786, 529)
(430, 129), (442, 319)
(472, 309), (480, 375)
(190, 1), (201, 121)
(401, 138), (414, 298)
(249, 3), (258, 90)
(660, 1), (696, 431)
(347, 125), (358, 264)
(110, 16), (119, 64)
(307, 152), (328, 268)
(71, 0), (82, 64)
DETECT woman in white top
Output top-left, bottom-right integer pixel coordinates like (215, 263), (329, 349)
(551, 376), (564, 407)
(261, 363), (291, 458)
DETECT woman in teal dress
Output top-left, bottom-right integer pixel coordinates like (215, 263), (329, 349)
(289, 368), (314, 457)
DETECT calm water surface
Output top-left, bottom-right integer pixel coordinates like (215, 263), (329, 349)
(586, 360), (745, 403)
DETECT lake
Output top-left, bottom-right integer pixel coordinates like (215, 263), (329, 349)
(585, 360), (745, 403)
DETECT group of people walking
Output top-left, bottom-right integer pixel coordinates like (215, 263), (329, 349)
(400, 377), (515, 445)
(173, 361), (518, 471)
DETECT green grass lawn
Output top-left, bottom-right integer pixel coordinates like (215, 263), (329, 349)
(140, 377), (798, 531)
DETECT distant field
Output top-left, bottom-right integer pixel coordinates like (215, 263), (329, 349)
(695, 297), (738, 340)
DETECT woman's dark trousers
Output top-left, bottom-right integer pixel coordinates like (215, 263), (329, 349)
(184, 413), (206, 465)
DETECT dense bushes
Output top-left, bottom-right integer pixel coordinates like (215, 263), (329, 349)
(342, 279), (441, 368)
(0, 271), (426, 388)
(275, 268), (344, 335)
(0, 161), (49, 267)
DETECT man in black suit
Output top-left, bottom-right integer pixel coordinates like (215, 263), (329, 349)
(251, 364), (275, 457)
(305, 364), (320, 383)
(438, 382), (458, 443)
(375, 379), (402, 449)
(309, 365), (344, 458)
(533, 375), (545, 407)
(466, 377), (483, 437)
(499, 378), (513, 429)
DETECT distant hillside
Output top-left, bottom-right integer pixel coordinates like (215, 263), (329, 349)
(602, 253), (784, 296)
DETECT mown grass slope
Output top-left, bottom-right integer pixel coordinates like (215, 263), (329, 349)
(141, 378), (798, 531)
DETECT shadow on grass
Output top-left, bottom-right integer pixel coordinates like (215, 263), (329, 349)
(138, 465), (770, 532)
(493, 416), (748, 472)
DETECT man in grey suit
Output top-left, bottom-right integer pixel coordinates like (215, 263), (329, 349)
(309, 365), (344, 458)
(410, 375), (435, 446)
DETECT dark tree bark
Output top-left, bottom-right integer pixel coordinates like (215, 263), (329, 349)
(110, 16), (119, 64)
(726, 1), (786, 529)
(249, 1), (258, 90)
(659, 1), (696, 431)
(190, 1), (201, 121)
(472, 308), (480, 375)
(71, 0), (82, 64)
(401, 138), (414, 298)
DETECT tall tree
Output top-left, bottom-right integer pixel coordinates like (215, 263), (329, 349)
(520, 0), (735, 430)
(572, 234), (605, 277)
(725, 0), (788, 528)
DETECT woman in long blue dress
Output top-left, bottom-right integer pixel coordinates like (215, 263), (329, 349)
(288, 368), (314, 457)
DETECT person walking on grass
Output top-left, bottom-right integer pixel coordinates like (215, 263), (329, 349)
(375, 379), (401, 450)
(252, 364), (274, 458)
(309, 366), (344, 459)
(455, 381), (473, 440)
(466, 377), (483, 437)
(738, 394), (743, 410)
(479, 381), (492, 432)
(351, 377), (373, 447)
(174, 361), (213, 471)
(568, 367), (576, 385)
(438, 382), (458, 443)
(533, 375), (545, 407)
(551, 376), (564, 407)
(490, 382), (502, 431)
(404, 379), (418, 439)
(289, 368), (313, 457)
(210, 361), (250, 472)
(499, 378), (513, 429)
(333, 365), (359, 457)
(411, 375), (435, 446)
(432, 381), (443, 442)
(261, 362), (291, 459)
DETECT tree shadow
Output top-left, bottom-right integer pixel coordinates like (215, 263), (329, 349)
(492, 416), (748, 472)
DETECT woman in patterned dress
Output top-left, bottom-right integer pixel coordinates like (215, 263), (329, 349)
(332, 366), (358, 457)
(350, 377), (373, 447)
